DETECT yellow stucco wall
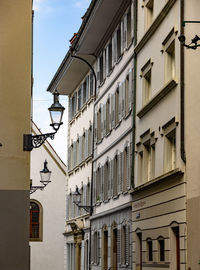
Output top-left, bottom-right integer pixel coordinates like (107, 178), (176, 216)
(0, 0), (32, 190)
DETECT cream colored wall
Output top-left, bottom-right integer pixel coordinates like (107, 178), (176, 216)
(0, 1), (32, 269)
(0, 0), (32, 190)
(184, 0), (200, 268)
(135, 0), (184, 185)
(30, 126), (66, 270)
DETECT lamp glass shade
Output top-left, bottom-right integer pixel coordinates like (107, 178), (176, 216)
(48, 90), (65, 131)
(40, 160), (51, 185)
(73, 188), (81, 204)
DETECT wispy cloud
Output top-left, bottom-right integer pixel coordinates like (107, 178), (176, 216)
(74, 0), (90, 9)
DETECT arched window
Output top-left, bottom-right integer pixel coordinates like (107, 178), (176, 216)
(30, 201), (42, 241)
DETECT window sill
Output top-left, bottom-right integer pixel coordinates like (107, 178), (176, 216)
(130, 168), (184, 194)
(137, 79), (177, 118)
(124, 109), (132, 119)
(81, 104), (87, 113)
(112, 195), (119, 200)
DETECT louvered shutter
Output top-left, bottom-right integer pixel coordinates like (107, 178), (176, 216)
(112, 34), (115, 67)
(81, 240), (85, 270)
(97, 57), (100, 88)
(103, 49), (106, 80)
(81, 83), (84, 108)
(100, 104), (104, 139)
(91, 232), (94, 264)
(68, 147), (71, 171)
(85, 129), (88, 158)
(73, 142), (76, 167)
(122, 80), (125, 118)
(118, 152), (123, 194)
(131, 2), (134, 39)
(127, 145), (131, 190)
(106, 45), (109, 76)
(69, 97), (72, 121)
(90, 72), (94, 97)
(111, 94), (115, 128)
(122, 150), (125, 192)
(124, 15), (128, 49)
(119, 82), (122, 121)
(109, 95), (113, 129)
(74, 92), (77, 114)
(94, 111), (97, 143)
(117, 229), (121, 267)
(128, 68), (133, 112)
(111, 159), (114, 197)
(108, 160), (112, 198)
(79, 136), (82, 164)
(86, 76), (89, 102)
(97, 231), (100, 265)
(93, 171), (96, 205)
(101, 165), (104, 201)
(103, 104), (106, 136)
(125, 225), (130, 265)
(121, 19), (124, 53)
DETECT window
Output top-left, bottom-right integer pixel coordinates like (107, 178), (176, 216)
(171, 225), (180, 270)
(111, 227), (118, 270)
(66, 243), (75, 270)
(30, 201), (42, 241)
(90, 72), (94, 96)
(102, 229), (108, 270)
(96, 167), (101, 202)
(137, 131), (155, 185)
(143, 69), (151, 105)
(99, 53), (104, 84)
(162, 29), (176, 84)
(121, 224), (130, 266)
(147, 238), (153, 261)
(145, 0), (154, 31)
(125, 69), (133, 115)
(71, 93), (77, 118)
(117, 27), (122, 60)
(88, 125), (92, 155)
(165, 40), (175, 82)
(113, 155), (118, 197)
(92, 231), (99, 265)
(83, 80), (87, 104)
(108, 41), (113, 73)
(125, 74), (130, 115)
(82, 132), (85, 161)
(158, 237), (165, 262)
(104, 162), (109, 201)
(163, 119), (177, 172)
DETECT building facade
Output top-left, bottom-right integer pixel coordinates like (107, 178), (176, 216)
(30, 123), (66, 270)
(0, 1), (32, 269)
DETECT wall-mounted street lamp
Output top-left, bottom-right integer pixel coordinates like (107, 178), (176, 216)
(72, 186), (92, 213)
(30, 160), (51, 194)
(24, 90), (65, 151)
(178, 20), (200, 49)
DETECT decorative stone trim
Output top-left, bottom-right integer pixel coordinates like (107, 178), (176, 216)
(137, 79), (177, 118)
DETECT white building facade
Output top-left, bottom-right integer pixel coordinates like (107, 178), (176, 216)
(30, 123), (66, 270)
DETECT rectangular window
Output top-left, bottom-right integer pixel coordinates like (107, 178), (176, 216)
(99, 54), (104, 84)
(106, 98), (110, 134)
(145, 0), (154, 31)
(97, 108), (101, 142)
(115, 88), (119, 126)
(113, 156), (118, 197)
(127, 7), (132, 46)
(108, 41), (113, 73)
(66, 243), (75, 270)
(165, 40), (175, 83)
(158, 239), (165, 262)
(147, 239), (153, 261)
(164, 129), (176, 172)
(117, 27), (122, 60)
(143, 69), (151, 106)
(90, 72), (94, 96)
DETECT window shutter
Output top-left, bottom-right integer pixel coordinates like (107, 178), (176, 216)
(117, 229), (121, 267)
(111, 94), (115, 128)
(122, 150), (125, 192)
(108, 160), (112, 199)
(73, 142), (76, 167)
(93, 171), (96, 205)
(106, 45), (109, 76)
(97, 57), (100, 88)
(124, 15), (128, 49)
(103, 49), (106, 80)
(68, 147), (71, 171)
(85, 129), (88, 158)
(125, 225), (130, 265)
(121, 19), (124, 53)
(121, 80), (125, 118)
(74, 92), (77, 114)
(103, 104), (106, 136)
(66, 194), (69, 220)
(79, 136), (82, 164)
(97, 231), (100, 265)
(112, 32), (117, 67)
(90, 72), (94, 97)
(69, 97), (72, 121)
(127, 145), (131, 190)
(94, 111), (97, 143)
(118, 152), (123, 194)
(81, 240), (85, 270)
(101, 104), (104, 139)
(86, 76), (89, 102)
(131, 2), (134, 39)
(119, 82), (122, 121)
(101, 165), (104, 201)
(81, 84), (84, 108)
(91, 232), (94, 264)
(111, 159), (114, 197)
(128, 68), (133, 112)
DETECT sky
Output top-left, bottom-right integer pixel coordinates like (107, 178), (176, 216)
(32, 0), (91, 163)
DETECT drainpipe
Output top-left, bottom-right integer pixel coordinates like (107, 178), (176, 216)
(180, 0), (186, 163)
(131, 0), (138, 189)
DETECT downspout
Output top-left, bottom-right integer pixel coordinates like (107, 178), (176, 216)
(180, 0), (186, 163)
(131, 0), (138, 189)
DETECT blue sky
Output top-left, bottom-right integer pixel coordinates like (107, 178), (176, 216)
(33, 0), (91, 163)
